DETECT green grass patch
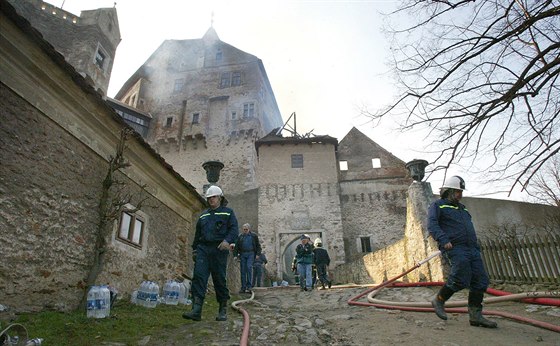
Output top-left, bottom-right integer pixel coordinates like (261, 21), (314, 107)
(4, 299), (220, 345)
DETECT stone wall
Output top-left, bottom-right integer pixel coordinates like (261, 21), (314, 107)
(0, 6), (205, 313)
(334, 182), (444, 284)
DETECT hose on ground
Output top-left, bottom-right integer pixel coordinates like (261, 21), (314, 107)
(347, 251), (560, 333)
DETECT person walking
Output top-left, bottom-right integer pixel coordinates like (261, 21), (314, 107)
(233, 223), (262, 293)
(428, 176), (497, 328)
(252, 250), (268, 287)
(313, 238), (332, 290)
(295, 234), (314, 291)
(183, 185), (238, 322)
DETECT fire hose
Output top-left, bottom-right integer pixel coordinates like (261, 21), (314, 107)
(233, 250), (559, 345)
(348, 251), (560, 333)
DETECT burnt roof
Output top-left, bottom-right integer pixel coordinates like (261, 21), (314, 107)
(255, 128), (338, 154)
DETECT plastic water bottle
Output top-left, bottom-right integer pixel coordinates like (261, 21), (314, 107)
(100, 285), (111, 318)
(178, 281), (186, 304)
(25, 338), (44, 345)
(171, 281), (180, 305)
(147, 281), (158, 308)
(86, 286), (99, 318)
(163, 280), (172, 305)
(138, 281), (148, 307)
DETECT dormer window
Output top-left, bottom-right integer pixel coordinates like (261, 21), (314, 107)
(95, 48), (106, 70)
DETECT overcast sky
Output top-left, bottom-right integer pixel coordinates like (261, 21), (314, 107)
(43, 0), (531, 202)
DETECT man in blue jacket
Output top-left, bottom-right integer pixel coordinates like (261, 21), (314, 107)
(183, 185), (238, 322)
(428, 176), (497, 328)
(233, 223), (262, 293)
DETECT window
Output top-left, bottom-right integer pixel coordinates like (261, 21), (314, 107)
(118, 211), (144, 247)
(216, 51), (223, 63)
(372, 158), (381, 168)
(173, 79), (184, 92)
(339, 160), (348, 171)
(165, 117), (173, 127)
(192, 113), (200, 124)
(231, 72), (241, 86)
(243, 103), (255, 118)
(231, 111), (237, 120)
(360, 237), (372, 253)
(95, 48), (106, 70)
(220, 72), (231, 88)
(291, 154), (303, 168)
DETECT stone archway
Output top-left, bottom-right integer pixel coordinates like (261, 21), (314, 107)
(278, 231), (323, 284)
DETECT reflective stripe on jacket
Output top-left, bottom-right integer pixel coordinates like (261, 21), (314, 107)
(427, 198), (478, 249)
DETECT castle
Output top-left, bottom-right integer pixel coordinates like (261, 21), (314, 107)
(3, 1), (556, 314)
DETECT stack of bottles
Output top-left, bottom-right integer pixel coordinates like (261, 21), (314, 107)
(86, 285), (111, 318)
(135, 281), (159, 308)
(163, 280), (180, 305)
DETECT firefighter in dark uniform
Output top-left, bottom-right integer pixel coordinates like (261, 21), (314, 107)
(183, 185), (238, 322)
(428, 176), (497, 328)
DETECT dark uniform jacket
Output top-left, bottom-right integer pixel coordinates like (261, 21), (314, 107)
(313, 247), (330, 266)
(427, 198), (479, 249)
(193, 206), (238, 249)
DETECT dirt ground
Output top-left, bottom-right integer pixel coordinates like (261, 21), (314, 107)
(147, 285), (560, 346)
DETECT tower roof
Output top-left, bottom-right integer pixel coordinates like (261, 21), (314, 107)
(202, 26), (219, 43)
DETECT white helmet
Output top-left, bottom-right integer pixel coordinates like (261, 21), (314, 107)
(314, 238), (322, 247)
(441, 176), (466, 190)
(205, 185), (223, 198)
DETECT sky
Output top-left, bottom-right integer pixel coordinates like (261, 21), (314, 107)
(44, 0), (533, 202)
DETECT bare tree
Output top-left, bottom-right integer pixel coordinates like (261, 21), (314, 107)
(367, 0), (559, 195)
(526, 155), (560, 206)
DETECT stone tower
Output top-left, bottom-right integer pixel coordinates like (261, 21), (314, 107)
(338, 127), (411, 262)
(255, 130), (346, 282)
(114, 27), (284, 226)
(7, 0), (121, 96)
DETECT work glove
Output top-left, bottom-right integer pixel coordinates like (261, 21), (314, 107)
(218, 240), (230, 251)
(192, 250), (197, 262)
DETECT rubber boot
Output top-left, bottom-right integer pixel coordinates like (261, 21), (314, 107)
(182, 296), (203, 321)
(216, 301), (228, 321)
(468, 291), (497, 328)
(431, 285), (454, 320)
(328, 280), (332, 289)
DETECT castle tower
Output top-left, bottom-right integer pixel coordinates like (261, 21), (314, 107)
(7, 0), (121, 95)
(255, 130), (346, 283)
(114, 27), (283, 227)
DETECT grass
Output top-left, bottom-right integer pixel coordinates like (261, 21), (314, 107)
(2, 298), (223, 346)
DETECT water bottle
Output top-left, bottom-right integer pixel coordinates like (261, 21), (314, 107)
(163, 280), (172, 305)
(147, 281), (158, 308)
(100, 285), (111, 318)
(178, 281), (186, 304)
(170, 281), (179, 305)
(86, 286), (98, 318)
(25, 338), (44, 345)
(138, 281), (148, 307)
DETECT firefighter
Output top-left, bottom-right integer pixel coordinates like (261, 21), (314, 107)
(183, 185), (238, 322)
(428, 176), (497, 328)
(313, 238), (332, 290)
